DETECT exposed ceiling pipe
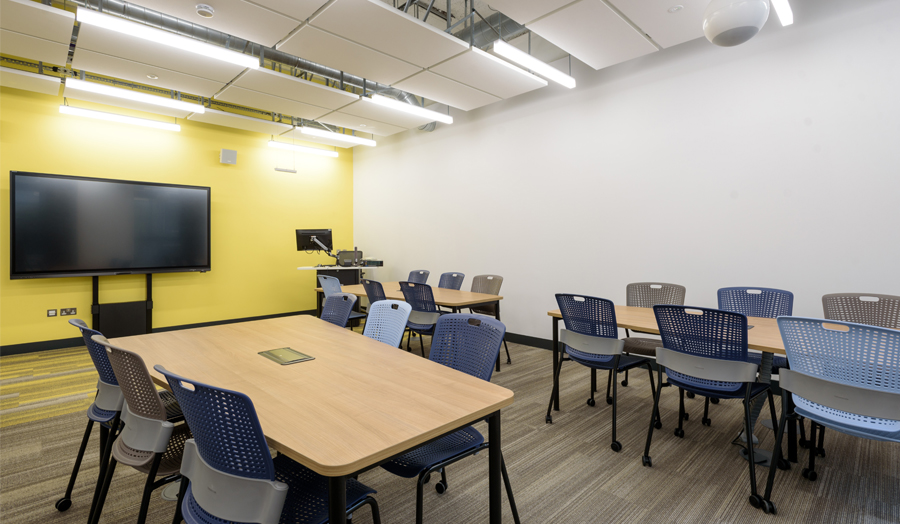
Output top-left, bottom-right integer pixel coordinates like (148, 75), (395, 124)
(453, 11), (527, 49)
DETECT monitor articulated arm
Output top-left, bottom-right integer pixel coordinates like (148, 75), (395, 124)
(311, 235), (339, 261)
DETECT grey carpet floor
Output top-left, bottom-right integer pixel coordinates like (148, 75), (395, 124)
(1, 341), (897, 523)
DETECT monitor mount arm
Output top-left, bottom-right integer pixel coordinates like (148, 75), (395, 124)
(311, 235), (339, 261)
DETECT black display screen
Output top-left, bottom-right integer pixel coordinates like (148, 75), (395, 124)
(10, 172), (210, 279)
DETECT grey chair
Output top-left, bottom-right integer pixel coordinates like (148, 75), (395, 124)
(318, 274), (365, 327)
(321, 292), (359, 328)
(468, 275), (511, 367)
(619, 283), (686, 394)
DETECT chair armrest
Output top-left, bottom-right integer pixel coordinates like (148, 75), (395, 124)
(780, 369), (900, 421)
(560, 329), (624, 356)
(656, 347), (759, 383)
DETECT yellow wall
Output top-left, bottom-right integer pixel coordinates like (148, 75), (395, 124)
(0, 87), (353, 346)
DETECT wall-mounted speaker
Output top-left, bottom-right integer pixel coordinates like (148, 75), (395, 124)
(220, 149), (237, 165)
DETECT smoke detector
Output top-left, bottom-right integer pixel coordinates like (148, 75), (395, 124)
(195, 4), (215, 18)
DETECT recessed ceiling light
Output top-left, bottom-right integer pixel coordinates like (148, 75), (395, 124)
(668, 5), (684, 13)
(195, 4), (215, 18)
(146, 74), (159, 80)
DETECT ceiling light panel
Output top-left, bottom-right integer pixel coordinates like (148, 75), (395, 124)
(429, 47), (547, 100)
(317, 111), (406, 136)
(393, 71), (500, 111)
(298, 127), (375, 147)
(608, 0), (706, 48)
(215, 85), (331, 120)
(188, 108), (293, 135)
(492, 40), (575, 88)
(277, 25), (421, 86)
(337, 97), (438, 129)
(482, 0), (578, 25)
(280, 127), (356, 149)
(63, 79), (200, 119)
(59, 105), (181, 131)
(268, 140), (339, 157)
(310, 0), (469, 69)
(0, 30), (70, 65)
(771, 0), (794, 26)
(233, 68), (359, 111)
(75, 10), (251, 83)
(527, 0), (658, 70)
(133, 0), (303, 48)
(0, 66), (61, 96)
(71, 50), (226, 97)
(1, 0), (75, 44)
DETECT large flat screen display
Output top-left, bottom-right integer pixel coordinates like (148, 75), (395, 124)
(10, 172), (210, 279)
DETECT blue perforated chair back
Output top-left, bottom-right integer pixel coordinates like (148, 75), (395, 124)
(654, 305), (749, 391)
(399, 282), (439, 313)
(437, 272), (465, 290)
(429, 314), (505, 382)
(317, 275), (343, 298)
(69, 319), (118, 386)
(555, 294), (618, 363)
(321, 293), (358, 327)
(407, 270), (429, 284)
(777, 317), (900, 432)
(155, 366), (275, 481)
(361, 279), (387, 304)
(363, 300), (412, 347)
(718, 287), (793, 319)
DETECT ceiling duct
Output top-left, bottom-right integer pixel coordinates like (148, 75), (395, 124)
(453, 12), (527, 49)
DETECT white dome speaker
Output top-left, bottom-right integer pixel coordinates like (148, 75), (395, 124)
(703, 0), (770, 47)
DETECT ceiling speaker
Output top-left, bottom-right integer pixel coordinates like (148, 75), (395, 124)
(703, 0), (770, 47)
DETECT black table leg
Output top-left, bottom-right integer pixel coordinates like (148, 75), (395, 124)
(552, 316), (560, 411)
(316, 291), (323, 318)
(495, 301), (502, 372)
(328, 476), (347, 524)
(488, 411), (502, 524)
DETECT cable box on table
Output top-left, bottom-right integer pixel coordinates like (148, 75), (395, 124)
(259, 347), (315, 365)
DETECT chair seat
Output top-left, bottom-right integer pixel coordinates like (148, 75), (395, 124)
(349, 311), (366, 320)
(793, 403), (900, 443)
(381, 426), (484, 479)
(407, 321), (437, 332)
(746, 353), (788, 373)
(622, 337), (660, 357)
(567, 349), (651, 371)
(182, 454), (377, 524)
(113, 422), (192, 476)
(666, 376), (769, 400)
(88, 403), (118, 424)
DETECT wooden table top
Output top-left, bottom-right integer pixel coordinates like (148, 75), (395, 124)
(316, 281), (503, 308)
(112, 315), (514, 477)
(548, 305), (786, 355)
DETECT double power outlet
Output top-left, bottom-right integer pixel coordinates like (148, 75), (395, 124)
(47, 308), (77, 317)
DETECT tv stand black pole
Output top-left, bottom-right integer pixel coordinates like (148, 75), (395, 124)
(91, 274), (154, 338)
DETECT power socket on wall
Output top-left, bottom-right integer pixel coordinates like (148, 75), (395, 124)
(47, 309), (57, 317)
(60, 308), (77, 316)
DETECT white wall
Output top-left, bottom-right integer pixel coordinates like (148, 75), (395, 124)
(354, 0), (900, 340)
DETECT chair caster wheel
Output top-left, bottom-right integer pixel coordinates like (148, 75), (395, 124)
(586, 398), (596, 407)
(621, 380), (628, 387)
(764, 500), (777, 515)
(642, 456), (652, 467)
(749, 494), (762, 509)
(799, 438), (809, 449)
(777, 458), (791, 471)
(606, 397), (613, 405)
(710, 398), (719, 404)
(674, 428), (685, 438)
(545, 415), (553, 424)
(507, 358), (511, 364)
(610, 441), (622, 452)
(685, 391), (695, 399)
(55, 498), (72, 512)
(801, 468), (818, 481)
(702, 417), (711, 427)
(435, 480), (448, 494)
(682, 413), (690, 421)
(816, 447), (826, 458)
(654, 421), (663, 430)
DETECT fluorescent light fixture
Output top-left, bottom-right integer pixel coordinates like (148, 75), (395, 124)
(268, 140), (339, 158)
(66, 78), (204, 114)
(77, 9), (259, 69)
(363, 94), (453, 125)
(59, 105), (181, 131)
(299, 127), (376, 147)
(493, 40), (576, 89)
(771, 0), (793, 26)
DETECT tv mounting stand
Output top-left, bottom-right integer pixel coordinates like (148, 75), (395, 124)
(91, 274), (153, 338)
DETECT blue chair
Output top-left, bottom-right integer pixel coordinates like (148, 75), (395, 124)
(318, 275), (365, 326)
(55, 319), (124, 513)
(364, 300), (412, 348)
(380, 314), (520, 524)
(437, 272), (465, 291)
(155, 365), (381, 524)
(321, 292), (358, 328)
(544, 294), (660, 452)
(362, 278), (387, 305)
(399, 282), (443, 357)
(761, 317), (900, 515)
(408, 270), (429, 284)
(643, 305), (777, 510)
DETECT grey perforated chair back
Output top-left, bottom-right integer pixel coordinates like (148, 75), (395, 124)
(470, 275), (503, 316)
(626, 282), (686, 308)
(364, 300), (412, 347)
(318, 275), (343, 298)
(822, 293), (900, 329)
(321, 292), (358, 328)
(408, 270), (430, 284)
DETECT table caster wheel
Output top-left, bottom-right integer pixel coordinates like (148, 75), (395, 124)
(610, 441), (622, 452)
(674, 428), (685, 438)
(642, 456), (652, 467)
(55, 498), (72, 512)
(435, 480), (448, 494)
(606, 397), (613, 405)
(586, 398), (596, 407)
(702, 417), (711, 427)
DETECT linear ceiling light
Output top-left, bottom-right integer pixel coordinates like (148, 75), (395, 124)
(66, 78), (204, 113)
(299, 127), (376, 147)
(771, 0), (793, 26)
(76, 9), (259, 70)
(268, 140), (339, 157)
(493, 40), (576, 89)
(59, 105), (181, 131)
(362, 94), (453, 125)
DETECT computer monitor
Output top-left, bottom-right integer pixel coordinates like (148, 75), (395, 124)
(296, 229), (333, 252)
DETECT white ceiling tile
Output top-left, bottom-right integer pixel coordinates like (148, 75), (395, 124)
(280, 127), (357, 149)
(483, 0), (577, 25)
(233, 67), (358, 110)
(337, 97), (434, 129)
(72, 49), (226, 97)
(317, 111), (406, 136)
(215, 85), (330, 120)
(609, 0), (706, 48)
(0, 0), (74, 43)
(277, 25), (421, 85)
(188, 107), (292, 135)
(0, 29), (69, 65)
(132, 0), (300, 47)
(310, 0), (468, 68)
(429, 47), (547, 100)
(393, 71), (499, 111)
(0, 66), (61, 96)
(75, 13), (248, 83)
(63, 84), (198, 118)
(527, 0), (658, 70)
(251, 0), (334, 23)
